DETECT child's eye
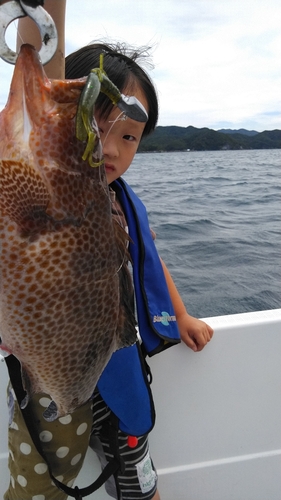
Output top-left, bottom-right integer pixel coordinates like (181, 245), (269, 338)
(123, 135), (135, 141)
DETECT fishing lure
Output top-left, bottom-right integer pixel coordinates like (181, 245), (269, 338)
(0, 2), (148, 169)
(76, 53), (148, 167)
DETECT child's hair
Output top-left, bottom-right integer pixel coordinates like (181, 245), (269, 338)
(65, 43), (158, 137)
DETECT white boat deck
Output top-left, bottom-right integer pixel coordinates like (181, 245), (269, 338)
(1, 309), (281, 499)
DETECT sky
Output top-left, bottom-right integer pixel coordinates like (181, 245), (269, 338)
(0, 0), (280, 131)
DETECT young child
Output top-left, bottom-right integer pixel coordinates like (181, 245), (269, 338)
(5, 2), (214, 499)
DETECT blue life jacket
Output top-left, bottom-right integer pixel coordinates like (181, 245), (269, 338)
(97, 178), (180, 436)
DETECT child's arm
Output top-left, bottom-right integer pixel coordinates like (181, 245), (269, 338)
(16, 0), (66, 79)
(160, 258), (214, 351)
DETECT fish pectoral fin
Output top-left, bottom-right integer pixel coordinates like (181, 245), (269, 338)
(112, 219), (137, 349)
(0, 159), (50, 231)
(117, 258), (138, 349)
(43, 400), (58, 422)
(20, 394), (30, 410)
(20, 365), (34, 409)
(117, 323), (138, 350)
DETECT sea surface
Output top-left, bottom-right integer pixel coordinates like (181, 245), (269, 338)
(124, 149), (281, 318)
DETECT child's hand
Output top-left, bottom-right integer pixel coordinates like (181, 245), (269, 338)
(177, 313), (214, 352)
(159, 258), (214, 351)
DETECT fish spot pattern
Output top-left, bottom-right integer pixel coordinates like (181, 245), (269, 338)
(0, 45), (133, 421)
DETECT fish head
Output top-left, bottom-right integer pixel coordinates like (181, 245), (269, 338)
(0, 43), (101, 174)
(5, 42), (52, 130)
(0, 44), (104, 226)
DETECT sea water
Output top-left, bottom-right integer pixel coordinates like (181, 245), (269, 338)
(124, 149), (281, 318)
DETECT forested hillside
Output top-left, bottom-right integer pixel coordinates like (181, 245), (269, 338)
(138, 126), (281, 152)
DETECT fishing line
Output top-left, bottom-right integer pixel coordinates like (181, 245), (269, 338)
(97, 110), (129, 233)
(98, 109), (127, 187)
(96, 111), (130, 277)
(104, 110), (127, 145)
(15, 20), (24, 46)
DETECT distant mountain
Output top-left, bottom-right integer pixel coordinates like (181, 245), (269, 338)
(139, 126), (281, 152)
(217, 128), (259, 136)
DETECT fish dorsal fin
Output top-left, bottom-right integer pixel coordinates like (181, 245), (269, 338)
(0, 159), (50, 233)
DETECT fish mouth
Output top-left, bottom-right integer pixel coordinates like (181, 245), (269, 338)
(15, 43), (48, 96)
(7, 44), (50, 134)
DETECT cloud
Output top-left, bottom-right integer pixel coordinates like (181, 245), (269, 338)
(1, 0), (280, 131)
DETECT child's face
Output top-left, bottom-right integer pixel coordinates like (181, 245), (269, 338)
(96, 85), (148, 184)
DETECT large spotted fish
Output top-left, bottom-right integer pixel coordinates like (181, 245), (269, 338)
(0, 44), (136, 420)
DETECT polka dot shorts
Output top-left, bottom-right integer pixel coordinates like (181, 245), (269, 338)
(4, 384), (93, 500)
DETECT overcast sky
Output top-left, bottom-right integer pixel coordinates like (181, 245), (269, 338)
(0, 0), (280, 131)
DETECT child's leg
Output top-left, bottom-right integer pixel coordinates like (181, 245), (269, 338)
(4, 383), (93, 500)
(90, 391), (158, 500)
(91, 432), (158, 500)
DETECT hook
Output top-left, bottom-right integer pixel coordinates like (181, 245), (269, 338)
(0, 0), (57, 65)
